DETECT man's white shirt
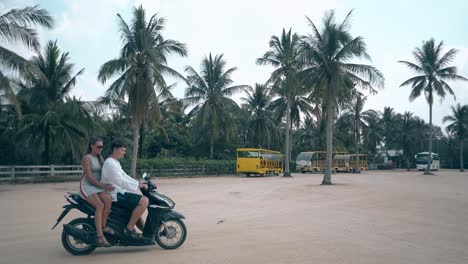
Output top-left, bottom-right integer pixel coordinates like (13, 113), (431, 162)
(101, 157), (139, 201)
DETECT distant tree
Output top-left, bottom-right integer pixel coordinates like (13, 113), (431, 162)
(443, 104), (468, 172)
(98, 6), (187, 176)
(16, 41), (88, 164)
(241, 83), (279, 148)
(301, 10), (384, 184)
(380, 106), (398, 148)
(399, 38), (467, 174)
(362, 110), (383, 165)
(185, 54), (248, 159)
(342, 94), (377, 172)
(0, 5), (53, 120)
(257, 28), (305, 177)
(397, 111), (418, 170)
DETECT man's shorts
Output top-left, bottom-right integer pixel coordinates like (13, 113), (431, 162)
(116, 192), (142, 210)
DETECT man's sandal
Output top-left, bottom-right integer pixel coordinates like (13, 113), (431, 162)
(96, 236), (111, 247)
(123, 227), (142, 239)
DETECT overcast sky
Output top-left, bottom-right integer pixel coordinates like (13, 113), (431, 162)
(2, 0), (467, 128)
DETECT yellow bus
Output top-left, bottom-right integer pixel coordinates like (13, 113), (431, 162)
(332, 153), (368, 172)
(333, 154), (351, 172)
(296, 151), (349, 173)
(349, 154), (368, 171)
(296, 151), (327, 172)
(237, 148), (283, 176)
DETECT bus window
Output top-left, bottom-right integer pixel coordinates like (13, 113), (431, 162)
(238, 151), (260, 158)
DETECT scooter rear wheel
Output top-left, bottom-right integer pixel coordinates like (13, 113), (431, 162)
(61, 218), (97, 255)
(155, 218), (187, 250)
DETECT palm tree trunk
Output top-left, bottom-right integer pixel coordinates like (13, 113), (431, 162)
(210, 136), (214, 160)
(290, 121), (293, 170)
(322, 88), (334, 185)
(44, 125), (50, 164)
(283, 97), (291, 177)
(460, 139), (464, 172)
(131, 124), (140, 178)
(138, 124), (144, 158)
(355, 120), (360, 173)
(425, 102), (433, 175)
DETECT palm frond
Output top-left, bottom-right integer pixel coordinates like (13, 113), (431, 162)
(58, 68), (84, 99)
(0, 5), (53, 50)
(398, 60), (424, 73)
(97, 58), (127, 83)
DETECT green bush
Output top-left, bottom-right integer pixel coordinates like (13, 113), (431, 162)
(122, 158), (237, 177)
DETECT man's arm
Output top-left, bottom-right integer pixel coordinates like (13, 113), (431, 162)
(102, 160), (139, 192)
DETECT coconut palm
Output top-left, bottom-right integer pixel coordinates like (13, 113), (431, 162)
(185, 53), (248, 159)
(297, 117), (325, 151)
(16, 41), (88, 164)
(443, 104), (468, 172)
(380, 106), (398, 148)
(241, 83), (279, 148)
(301, 10), (384, 184)
(98, 6), (187, 177)
(396, 111), (418, 170)
(342, 94), (377, 172)
(362, 110), (382, 164)
(257, 28), (306, 176)
(0, 5), (53, 119)
(399, 38), (467, 174)
(268, 81), (314, 160)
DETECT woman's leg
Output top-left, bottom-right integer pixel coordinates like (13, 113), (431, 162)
(98, 192), (112, 228)
(85, 194), (106, 239)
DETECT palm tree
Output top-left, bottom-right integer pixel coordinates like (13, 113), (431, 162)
(397, 111), (417, 170)
(257, 28), (305, 177)
(16, 41), (88, 164)
(443, 104), (468, 172)
(380, 106), (401, 152)
(0, 5), (53, 120)
(362, 110), (383, 166)
(158, 98), (190, 156)
(185, 53), (248, 159)
(98, 6), (187, 177)
(297, 117), (326, 151)
(241, 83), (279, 148)
(301, 10), (384, 184)
(399, 38), (467, 174)
(268, 82), (314, 161)
(342, 94), (377, 172)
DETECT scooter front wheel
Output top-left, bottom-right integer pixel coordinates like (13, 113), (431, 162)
(155, 218), (187, 250)
(61, 218), (97, 255)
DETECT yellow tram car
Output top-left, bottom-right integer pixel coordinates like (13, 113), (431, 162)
(236, 148), (283, 176)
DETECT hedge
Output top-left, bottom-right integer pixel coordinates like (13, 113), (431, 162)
(121, 158), (237, 177)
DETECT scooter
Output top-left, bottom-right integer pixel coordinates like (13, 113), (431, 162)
(52, 173), (187, 255)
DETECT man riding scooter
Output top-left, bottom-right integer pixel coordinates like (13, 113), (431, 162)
(101, 139), (148, 239)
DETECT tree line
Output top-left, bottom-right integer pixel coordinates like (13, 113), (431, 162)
(1, 5), (467, 181)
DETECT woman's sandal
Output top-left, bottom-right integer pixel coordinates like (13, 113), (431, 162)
(103, 226), (116, 235)
(96, 236), (111, 247)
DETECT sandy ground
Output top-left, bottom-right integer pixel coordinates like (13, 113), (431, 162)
(1, 169), (467, 264)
